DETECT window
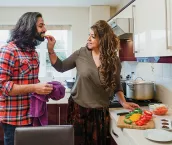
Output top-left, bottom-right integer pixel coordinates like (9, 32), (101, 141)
(0, 30), (10, 47)
(0, 25), (72, 82)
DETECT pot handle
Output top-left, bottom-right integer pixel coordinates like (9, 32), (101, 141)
(135, 77), (144, 81)
(127, 83), (134, 91)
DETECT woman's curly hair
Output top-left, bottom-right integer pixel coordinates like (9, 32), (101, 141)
(91, 20), (120, 93)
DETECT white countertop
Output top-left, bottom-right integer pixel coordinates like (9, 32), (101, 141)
(109, 107), (172, 145)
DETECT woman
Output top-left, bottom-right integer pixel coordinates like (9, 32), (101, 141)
(46, 20), (139, 145)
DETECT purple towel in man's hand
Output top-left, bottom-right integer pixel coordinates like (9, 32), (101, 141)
(30, 81), (66, 126)
(47, 81), (65, 100)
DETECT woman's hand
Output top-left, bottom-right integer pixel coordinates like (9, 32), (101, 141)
(45, 35), (56, 52)
(122, 102), (140, 110)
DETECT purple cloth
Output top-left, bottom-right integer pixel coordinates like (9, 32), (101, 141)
(30, 81), (65, 126)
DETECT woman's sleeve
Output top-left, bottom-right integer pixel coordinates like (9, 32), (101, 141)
(52, 49), (79, 72)
(114, 57), (123, 94)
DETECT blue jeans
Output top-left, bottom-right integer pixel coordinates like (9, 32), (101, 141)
(2, 123), (32, 145)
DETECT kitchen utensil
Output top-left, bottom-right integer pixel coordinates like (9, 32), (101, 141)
(149, 103), (169, 115)
(117, 115), (155, 130)
(144, 129), (172, 142)
(126, 77), (154, 100)
(117, 112), (130, 116)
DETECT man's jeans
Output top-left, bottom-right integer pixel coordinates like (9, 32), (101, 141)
(2, 123), (32, 145)
(2, 123), (16, 145)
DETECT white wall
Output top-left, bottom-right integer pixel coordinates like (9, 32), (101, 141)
(121, 61), (172, 106)
(0, 7), (89, 52)
(0, 6), (112, 82)
(110, 7), (116, 17)
(89, 6), (110, 26)
(116, 0), (133, 12)
(0, 7), (89, 80)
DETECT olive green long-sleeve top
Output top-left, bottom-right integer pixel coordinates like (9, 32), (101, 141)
(53, 47), (123, 108)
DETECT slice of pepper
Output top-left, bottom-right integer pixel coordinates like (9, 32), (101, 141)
(129, 112), (134, 116)
(125, 114), (131, 119)
(134, 108), (143, 114)
(135, 120), (145, 126)
(145, 115), (152, 121)
(144, 110), (153, 116)
(124, 119), (132, 125)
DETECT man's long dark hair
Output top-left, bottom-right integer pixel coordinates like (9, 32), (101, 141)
(8, 12), (42, 50)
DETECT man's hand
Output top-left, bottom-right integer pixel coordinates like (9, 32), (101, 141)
(34, 83), (53, 95)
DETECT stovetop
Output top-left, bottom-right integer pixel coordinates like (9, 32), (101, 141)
(109, 98), (162, 108)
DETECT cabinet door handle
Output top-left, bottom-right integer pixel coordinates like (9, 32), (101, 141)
(165, 0), (172, 49)
(112, 130), (119, 138)
(59, 107), (60, 125)
(132, 5), (138, 53)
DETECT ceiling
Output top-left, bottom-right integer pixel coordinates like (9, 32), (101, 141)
(0, 0), (121, 7)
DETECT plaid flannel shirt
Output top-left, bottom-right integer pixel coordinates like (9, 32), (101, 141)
(0, 42), (39, 125)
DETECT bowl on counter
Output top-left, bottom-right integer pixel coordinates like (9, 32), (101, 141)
(149, 103), (168, 115)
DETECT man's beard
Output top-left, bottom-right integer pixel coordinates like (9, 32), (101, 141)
(33, 32), (45, 46)
(35, 32), (45, 41)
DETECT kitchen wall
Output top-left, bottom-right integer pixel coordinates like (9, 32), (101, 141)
(0, 7), (90, 80)
(0, 7), (89, 52)
(116, 0), (133, 12)
(0, 6), (113, 81)
(121, 61), (172, 106)
(0, 6), (115, 52)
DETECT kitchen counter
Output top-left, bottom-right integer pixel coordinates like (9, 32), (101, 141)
(109, 107), (172, 145)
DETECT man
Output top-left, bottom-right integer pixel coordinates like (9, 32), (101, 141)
(0, 12), (56, 145)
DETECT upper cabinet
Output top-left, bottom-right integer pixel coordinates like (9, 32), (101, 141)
(109, 0), (172, 58)
(134, 0), (172, 57)
(115, 2), (135, 19)
(166, 0), (172, 49)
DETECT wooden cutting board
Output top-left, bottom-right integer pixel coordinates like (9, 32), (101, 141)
(117, 115), (155, 130)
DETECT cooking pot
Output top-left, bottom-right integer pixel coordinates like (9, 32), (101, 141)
(65, 78), (75, 89)
(126, 77), (154, 100)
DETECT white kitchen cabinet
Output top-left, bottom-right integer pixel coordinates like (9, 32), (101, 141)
(133, 0), (172, 57)
(115, 1), (136, 19)
(166, 0), (172, 49)
(109, 2), (136, 24)
(110, 116), (133, 145)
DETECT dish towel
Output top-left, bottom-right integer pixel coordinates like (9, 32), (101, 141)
(30, 81), (66, 126)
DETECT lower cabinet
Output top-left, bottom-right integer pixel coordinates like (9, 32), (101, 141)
(58, 104), (68, 125)
(111, 135), (117, 145)
(110, 117), (133, 145)
(47, 104), (68, 125)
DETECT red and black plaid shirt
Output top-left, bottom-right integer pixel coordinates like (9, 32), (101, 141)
(0, 42), (39, 125)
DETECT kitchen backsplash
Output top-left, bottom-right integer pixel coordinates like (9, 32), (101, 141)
(121, 61), (172, 106)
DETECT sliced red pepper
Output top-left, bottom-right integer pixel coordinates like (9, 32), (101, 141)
(140, 117), (148, 123)
(135, 121), (144, 126)
(135, 120), (145, 126)
(139, 115), (145, 119)
(144, 110), (153, 116)
(145, 115), (152, 121)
